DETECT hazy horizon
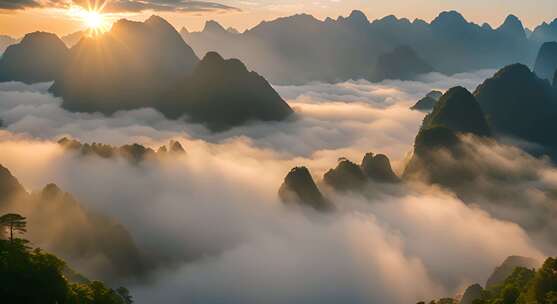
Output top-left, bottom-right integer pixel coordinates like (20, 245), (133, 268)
(1, 0), (557, 37)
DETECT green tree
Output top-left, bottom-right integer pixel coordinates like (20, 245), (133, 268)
(0, 213), (27, 242)
(117, 287), (133, 304)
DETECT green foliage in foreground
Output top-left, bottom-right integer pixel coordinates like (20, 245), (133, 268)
(0, 238), (132, 304)
(473, 257), (557, 304)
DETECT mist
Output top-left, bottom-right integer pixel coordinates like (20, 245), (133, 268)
(0, 70), (551, 303)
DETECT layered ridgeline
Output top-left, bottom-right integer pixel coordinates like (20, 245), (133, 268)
(183, 11), (540, 84)
(419, 255), (557, 304)
(0, 164), (145, 281)
(406, 62), (557, 185)
(0, 32), (69, 83)
(49, 15), (292, 131)
(278, 153), (399, 210)
(401, 63), (557, 242)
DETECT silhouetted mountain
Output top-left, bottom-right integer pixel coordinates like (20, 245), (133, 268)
(279, 167), (331, 211)
(497, 15), (527, 38)
(0, 164), (145, 281)
(323, 158), (367, 191)
(58, 137), (185, 162)
(370, 45), (433, 81)
(404, 87), (493, 185)
(361, 153), (400, 183)
(61, 30), (84, 47)
(530, 18), (557, 44)
(51, 16), (199, 114)
(0, 164), (26, 205)
(474, 64), (557, 159)
(423, 86), (491, 137)
(203, 20), (228, 34)
(485, 256), (540, 288)
(51, 16), (291, 130)
(459, 284), (483, 304)
(533, 41), (557, 81)
(167, 140), (186, 154)
(0, 34), (16, 53)
(183, 11), (536, 84)
(411, 90), (443, 112)
(323, 153), (400, 192)
(0, 32), (69, 83)
(161, 51), (293, 130)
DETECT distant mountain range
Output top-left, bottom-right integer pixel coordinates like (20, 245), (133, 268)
(182, 10), (557, 84)
(1, 12), (556, 130)
(0, 16), (293, 131)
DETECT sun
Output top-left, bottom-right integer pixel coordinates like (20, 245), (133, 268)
(83, 10), (105, 30)
(68, 4), (109, 35)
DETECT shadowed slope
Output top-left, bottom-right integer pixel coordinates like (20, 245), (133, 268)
(0, 32), (69, 83)
(279, 167), (331, 211)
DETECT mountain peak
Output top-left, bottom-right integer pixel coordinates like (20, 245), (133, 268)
(498, 14), (525, 36)
(41, 183), (63, 200)
(361, 153), (400, 183)
(0, 31), (68, 83)
(486, 256), (540, 288)
(348, 10), (369, 23)
(201, 51), (225, 63)
(432, 10), (468, 27)
(423, 86), (491, 137)
(279, 167), (330, 211)
(169, 140), (186, 153)
(0, 164), (26, 202)
(323, 159), (367, 191)
(145, 15), (171, 27)
(20, 31), (61, 44)
(203, 20), (227, 33)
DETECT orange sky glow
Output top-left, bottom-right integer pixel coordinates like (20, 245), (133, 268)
(0, 0), (556, 38)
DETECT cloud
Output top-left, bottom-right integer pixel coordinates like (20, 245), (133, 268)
(404, 134), (557, 253)
(0, 0), (240, 13)
(0, 70), (552, 303)
(0, 0), (41, 10)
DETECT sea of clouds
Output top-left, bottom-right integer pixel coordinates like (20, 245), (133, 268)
(0, 69), (551, 304)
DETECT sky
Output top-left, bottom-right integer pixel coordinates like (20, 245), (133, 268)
(0, 0), (556, 37)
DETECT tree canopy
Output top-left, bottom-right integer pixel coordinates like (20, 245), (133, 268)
(0, 213), (132, 304)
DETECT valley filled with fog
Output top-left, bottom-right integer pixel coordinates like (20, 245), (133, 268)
(1, 69), (554, 303)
